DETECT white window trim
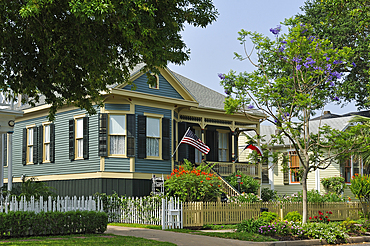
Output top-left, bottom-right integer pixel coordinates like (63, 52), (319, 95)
(149, 73), (159, 89)
(75, 117), (84, 160)
(288, 149), (300, 185)
(26, 124), (36, 165)
(145, 115), (162, 160)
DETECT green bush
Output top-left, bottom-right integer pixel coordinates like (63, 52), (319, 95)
(225, 170), (260, 193)
(259, 211), (278, 223)
(350, 174), (370, 217)
(303, 222), (348, 244)
(284, 211), (302, 222)
(164, 160), (222, 202)
(278, 190), (346, 203)
(237, 218), (268, 233)
(321, 176), (346, 195)
(261, 188), (277, 202)
(0, 211), (107, 238)
(228, 192), (262, 203)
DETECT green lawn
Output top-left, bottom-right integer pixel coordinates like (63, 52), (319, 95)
(0, 234), (175, 245)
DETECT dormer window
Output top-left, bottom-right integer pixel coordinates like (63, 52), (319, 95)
(149, 74), (159, 89)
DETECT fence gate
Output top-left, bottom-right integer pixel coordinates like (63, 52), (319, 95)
(162, 197), (183, 229)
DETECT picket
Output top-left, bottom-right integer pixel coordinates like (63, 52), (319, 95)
(0, 195), (102, 214)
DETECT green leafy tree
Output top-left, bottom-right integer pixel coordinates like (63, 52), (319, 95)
(293, 0), (370, 108)
(0, 0), (218, 119)
(225, 170), (260, 193)
(220, 23), (369, 223)
(349, 174), (370, 217)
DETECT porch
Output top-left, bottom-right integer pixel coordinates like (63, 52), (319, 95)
(208, 162), (260, 179)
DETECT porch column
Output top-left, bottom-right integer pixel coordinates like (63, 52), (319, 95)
(7, 132), (12, 191)
(201, 129), (205, 161)
(231, 131), (235, 162)
(0, 134), (4, 189)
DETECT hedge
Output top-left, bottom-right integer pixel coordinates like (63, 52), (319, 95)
(0, 210), (108, 238)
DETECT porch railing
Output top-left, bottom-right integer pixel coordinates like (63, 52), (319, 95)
(210, 162), (259, 178)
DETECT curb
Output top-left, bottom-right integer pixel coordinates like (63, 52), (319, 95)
(259, 236), (370, 246)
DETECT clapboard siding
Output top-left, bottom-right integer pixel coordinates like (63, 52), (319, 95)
(135, 105), (172, 174)
(11, 109), (100, 178)
(105, 104), (130, 111)
(124, 74), (183, 100)
(104, 157), (130, 172)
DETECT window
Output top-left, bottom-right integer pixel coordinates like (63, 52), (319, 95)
(341, 157), (362, 183)
(44, 124), (50, 162)
(75, 118), (84, 158)
(262, 162), (269, 184)
(218, 132), (228, 162)
(27, 127), (34, 163)
(289, 151), (300, 183)
(149, 74), (159, 89)
(109, 115), (126, 155)
(146, 117), (160, 157)
(2, 134), (7, 167)
(69, 116), (88, 161)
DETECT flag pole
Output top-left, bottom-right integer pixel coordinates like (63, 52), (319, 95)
(234, 145), (248, 163)
(171, 127), (190, 158)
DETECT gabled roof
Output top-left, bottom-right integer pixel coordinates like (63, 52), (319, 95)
(243, 116), (354, 146)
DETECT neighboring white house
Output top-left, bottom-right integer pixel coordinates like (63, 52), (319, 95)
(238, 111), (368, 198)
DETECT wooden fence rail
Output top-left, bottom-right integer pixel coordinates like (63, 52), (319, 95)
(183, 202), (363, 227)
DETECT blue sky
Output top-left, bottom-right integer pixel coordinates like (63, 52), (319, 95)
(168, 0), (358, 115)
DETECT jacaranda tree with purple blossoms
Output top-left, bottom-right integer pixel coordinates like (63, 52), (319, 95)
(219, 23), (370, 223)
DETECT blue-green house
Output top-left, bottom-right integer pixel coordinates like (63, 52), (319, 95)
(6, 64), (264, 197)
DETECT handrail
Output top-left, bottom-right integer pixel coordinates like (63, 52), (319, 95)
(203, 161), (241, 197)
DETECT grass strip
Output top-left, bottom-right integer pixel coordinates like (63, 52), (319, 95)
(108, 223), (162, 230)
(0, 233), (175, 245)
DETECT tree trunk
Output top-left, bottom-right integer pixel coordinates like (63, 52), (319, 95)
(302, 168), (309, 224)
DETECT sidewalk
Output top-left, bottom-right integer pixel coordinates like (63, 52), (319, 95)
(105, 225), (370, 246)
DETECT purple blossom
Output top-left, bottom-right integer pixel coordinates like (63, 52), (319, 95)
(333, 96), (339, 101)
(278, 45), (285, 52)
(329, 81), (335, 87)
(326, 57), (330, 61)
(308, 36), (316, 42)
(224, 89), (231, 95)
(301, 29), (308, 34)
(218, 73), (225, 80)
(290, 39), (295, 43)
(331, 71), (341, 79)
(352, 62), (356, 67)
(247, 104), (254, 109)
(303, 62), (310, 68)
(326, 64), (332, 71)
(333, 60), (343, 64)
(270, 25), (281, 36)
(281, 40), (287, 44)
(296, 65), (302, 70)
(292, 57), (302, 63)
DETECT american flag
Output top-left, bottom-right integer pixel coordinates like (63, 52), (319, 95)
(180, 128), (210, 154)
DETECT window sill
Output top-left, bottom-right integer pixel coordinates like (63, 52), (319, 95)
(75, 157), (84, 160)
(108, 155), (128, 158)
(43, 161), (51, 164)
(289, 182), (300, 185)
(26, 163), (34, 165)
(145, 156), (162, 160)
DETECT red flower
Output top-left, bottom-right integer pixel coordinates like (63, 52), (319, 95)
(349, 198), (351, 201)
(309, 217), (312, 219)
(318, 211), (321, 214)
(314, 216), (317, 219)
(325, 216), (328, 218)
(320, 218), (322, 220)
(326, 211), (328, 213)
(328, 211), (332, 214)
(240, 182), (243, 185)
(200, 181), (203, 183)
(328, 219), (330, 222)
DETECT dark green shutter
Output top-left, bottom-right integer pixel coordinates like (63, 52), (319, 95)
(177, 122), (187, 163)
(206, 129), (218, 161)
(22, 129), (27, 165)
(83, 117), (89, 159)
(38, 125), (43, 164)
(69, 119), (75, 161)
(127, 114), (136, 157)
(162, 118), (170, 160)
(173, 120), (176, 161)
(98, 113), (108, 157)
(3, 134), (7, 167)
(50, 123), (55, 163)
(137, 115), (146, 159)
(33, 127), (38, 164)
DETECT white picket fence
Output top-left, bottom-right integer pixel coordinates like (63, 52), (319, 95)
(107, 196), (182, 229)
(0, 195), (103, 213)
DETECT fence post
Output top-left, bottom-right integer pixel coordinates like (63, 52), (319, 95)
(162, 198), (166, 230)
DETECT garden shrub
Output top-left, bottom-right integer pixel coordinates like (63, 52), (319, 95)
(165, 160), (222, 202)
(0, 210), (107, 238)
(258, 221), (304, 238)
(225, 170), (260, 193)
(309, 210), (332, 223)
(259, 211), (278, 223)
(278, 190), (346, 203)
(321, 176), (346, 195)
(303, 222), (348, 244)
(284, 211), (302, 222)
(261, 187), (277, 202)
(350, 174), (370, 217)
(340, 218), (363, 234)
(237, 218), (268, 233)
